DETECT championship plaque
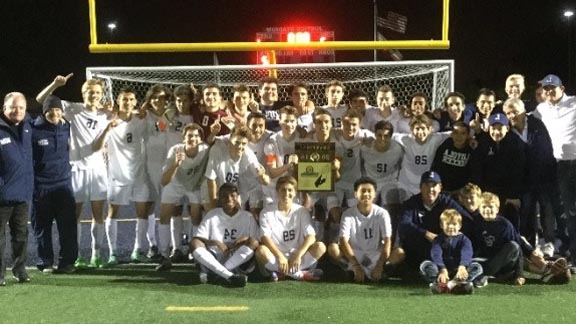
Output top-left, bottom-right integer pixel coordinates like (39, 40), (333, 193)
(295, 142), (335, 192)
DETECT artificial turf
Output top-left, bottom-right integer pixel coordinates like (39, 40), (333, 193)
(2, 264), (576, 324)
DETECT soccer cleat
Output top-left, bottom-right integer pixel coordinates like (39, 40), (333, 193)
(74, 257), (88, 269)
(147, 246), (161, 261)
(473, 276), (489, 288)
(227, 274), (248, 287)
(131, 250), (149, 263)
(105, 255), (119, 267)
(0, 279), (5, 286)
(155, 258), (172, 272)
(451, 282), (474, 295)
(199, 272), (209, 284)
(12, 270), (30, 283)
(55, 264), (76, 274)
(42, 267), (55, 274)
(298, 269), (324, 281)
(90, 256), (105, 268)
(430, 282), (450, 294)
(170, 249), (186, 263)
(542, 242), (555, 258)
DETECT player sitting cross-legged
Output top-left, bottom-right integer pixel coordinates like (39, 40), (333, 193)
(256, 176), (326, 281)
(190, 183), (259, 287)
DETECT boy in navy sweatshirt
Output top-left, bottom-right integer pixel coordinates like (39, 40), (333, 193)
(420, 209), (482, 294)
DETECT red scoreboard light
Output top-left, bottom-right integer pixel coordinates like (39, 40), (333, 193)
(256, 26), (335, 64)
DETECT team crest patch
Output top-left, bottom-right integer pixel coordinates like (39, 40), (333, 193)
(0, 137), (11, 145)
(37, 139), (49, 146)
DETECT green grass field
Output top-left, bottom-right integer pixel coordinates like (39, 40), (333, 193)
(3, 264), (576, 324)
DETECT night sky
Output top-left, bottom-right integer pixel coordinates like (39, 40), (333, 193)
(2, 0), (575, 108)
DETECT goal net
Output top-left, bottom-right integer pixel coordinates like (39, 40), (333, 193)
(86, 60), (454, 111)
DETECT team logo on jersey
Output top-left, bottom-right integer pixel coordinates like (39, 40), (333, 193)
(37, 139), (49, 146)
(0, 137), (12, 145)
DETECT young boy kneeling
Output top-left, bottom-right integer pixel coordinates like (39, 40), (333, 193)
(420, 209), (483, 294)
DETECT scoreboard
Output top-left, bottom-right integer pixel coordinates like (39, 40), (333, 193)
(256, 26), (335, 64)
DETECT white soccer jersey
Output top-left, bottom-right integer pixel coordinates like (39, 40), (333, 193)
(196, 208), (259, 248)
(205, 139), (262, 191)
(248, 130), (273, 166)
(394, 133), (450, 195)
(164, 143), (210, 191)
(336, 129), (374, 184)
(321, 104), (347, 129)
(360, 140), (403, 186)
(106, 116), (147, 185)
(62, 101), (109, 170)
(361, 107), (380, 130)
(340, 205), (392, 253)
(259, 203), (316, 254)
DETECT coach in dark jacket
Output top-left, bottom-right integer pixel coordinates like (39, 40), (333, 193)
(503, 98), (566, 251)
(30, 95), (77, 273)
(0, 92), (33, 285)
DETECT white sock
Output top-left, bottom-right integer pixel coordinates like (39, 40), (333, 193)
(193, 247), (234, 280)
(105, 218), (118, 256)
(223, 245), (254, 271)
(265, 258), (279, 272)
(158, 224), (171, 258)
(170, 216), (183, 251)
(147, 213), (157, 246)
(134, 218), (148, 252)
(300, 252), (318, 270)
(91, 222), (104, 258)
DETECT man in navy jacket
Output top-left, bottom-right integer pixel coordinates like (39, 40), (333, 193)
(30, 95), (77, 273)
(0, 92), (33, 285)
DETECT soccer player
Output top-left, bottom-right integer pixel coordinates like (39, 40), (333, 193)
(363, 85), (397, 132)
(327, 177), (392, 283)
(394, 114), (450, 196)
(36, 74), (111, 268)
(420, 209), (482, 294)
(93, 88), (152, 266)
(287, 82), (315, 132)
(256, 176), (326, 281)
(464, 88), (497, 134)
(30, 95), (77, 274)
(194, 83), (231, 136)
(228, 84), (258, 126)
(155, 123), (211, 271)
(394, 92), (440, 134)
(436, 92), (466, 131)
(360, 120), (404, 233)
(321, 80), (347, 129)
(431, 121), (473, 193)
(242, 112), (272, 218)
(257, 76), (282, 131)
(348, 89), (378, 130)
(190, 183), (259, 287)
(205, 125), (269, 210)
(263, 106), (302, 205)
(1, 92), (33, 285)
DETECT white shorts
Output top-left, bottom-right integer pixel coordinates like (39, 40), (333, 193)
(72, 167), (108, 203)
(330, 181), (356, 210)
(161, 182), (201, 205)
(345, 249), (381, 278)
(108, 176), (152, 205)
(377, 181), (408, 205)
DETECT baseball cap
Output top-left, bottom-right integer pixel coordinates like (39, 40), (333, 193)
(488, 113), (509, 126)
(420, 171), (441, 185)
(539, 74), (563, 87)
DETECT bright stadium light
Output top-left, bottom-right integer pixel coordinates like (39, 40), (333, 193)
(107, 22), (117, 31)
(565, 10), (574, 18)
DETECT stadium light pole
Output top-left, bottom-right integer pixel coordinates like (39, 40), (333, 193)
(565, 10), (574, 89)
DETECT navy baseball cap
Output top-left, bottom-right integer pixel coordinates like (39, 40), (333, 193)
(539, 74), (563, 87)
(420, 171), (441, 185)
(488, 113), (509, 126)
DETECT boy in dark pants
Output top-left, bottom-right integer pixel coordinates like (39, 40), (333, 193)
(30, 95), (77, 274)
(420, 209), (482, 294)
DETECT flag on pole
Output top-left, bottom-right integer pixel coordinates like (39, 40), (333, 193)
(377, 11), (407, 34)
